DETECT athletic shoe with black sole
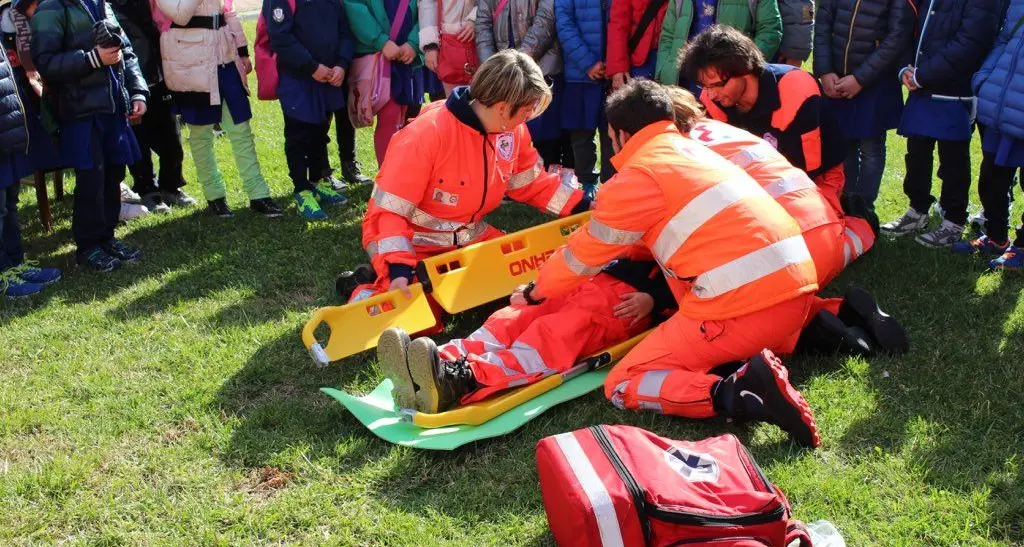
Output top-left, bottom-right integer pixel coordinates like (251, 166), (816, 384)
(744, 350), (821, 448)
(838, 287), (909, 355)
(377, 328), (416, 409)
(336, 264), (376, 299)
(797, 310), (875, 357)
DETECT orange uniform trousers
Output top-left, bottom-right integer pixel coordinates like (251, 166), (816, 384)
(440, 275), (649, 405)
(604, 293), (813, 418)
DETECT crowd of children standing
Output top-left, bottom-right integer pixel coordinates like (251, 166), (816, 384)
(0, 0), (1023, 299)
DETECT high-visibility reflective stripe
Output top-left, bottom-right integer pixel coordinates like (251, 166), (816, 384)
(372, 185), (417, 217)
(553, 433), (625, 547)
(846, 227), (864, 256)
(588, 219), (644, 245)
(843, 227), (864, 267)
(636, 370), (670, 398)
(562, 247), (603, 277)
(639, 401), (664, 413)
(410, 210), (467, 231)
(763, 174), (816, 199)
(373, 185), (471, 231)
(610, 381), (628, 409)
(693, 236), (812, 299)
(728, 143), (776, 168)
(507, 161), (543, 191)
(545, 183), (575, 215)
(651, 177), (764, 266)
(479, 351), (524, 378)
(411, 222), (491, 248)
(468, 327), (505, 352)
(510, 341), (552, 374)
(367, 235), (414, 259)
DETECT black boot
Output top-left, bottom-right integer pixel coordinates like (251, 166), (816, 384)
(841, 192), (880, 237)
(342, 160), (372, 186)
(336, 264), (376, 300)
(712, 349), (820, 448)
(838, 287), (909, 355)
(796, 310), (876, 356)
(406, 337), (477, 413)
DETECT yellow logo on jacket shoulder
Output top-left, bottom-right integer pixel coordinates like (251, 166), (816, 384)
(432, 188), (459, 206)
(496, 132), (515, 161)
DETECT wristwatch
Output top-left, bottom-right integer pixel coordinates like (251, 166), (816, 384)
(523, 282), (546, 305)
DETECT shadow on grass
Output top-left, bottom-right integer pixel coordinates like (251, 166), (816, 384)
(834, 237), (1024, 541)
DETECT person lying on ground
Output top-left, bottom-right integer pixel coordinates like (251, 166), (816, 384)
(376, 257), (675, 413)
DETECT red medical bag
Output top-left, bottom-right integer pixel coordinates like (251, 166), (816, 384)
(536, 425), (812, 546)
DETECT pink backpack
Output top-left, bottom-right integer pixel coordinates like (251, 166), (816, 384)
(253, 0), (296, 100)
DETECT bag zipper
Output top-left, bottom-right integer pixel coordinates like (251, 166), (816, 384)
(667, 537), (772, 546)
(591, 426), (786, 530)
(738, 443), (773, 494)
(590, 425), (652, 543)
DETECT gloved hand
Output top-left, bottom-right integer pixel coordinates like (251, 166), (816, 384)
(92, 20), (125, 49)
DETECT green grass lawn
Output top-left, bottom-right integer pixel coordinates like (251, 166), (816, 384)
(2, 72), (1024, 544)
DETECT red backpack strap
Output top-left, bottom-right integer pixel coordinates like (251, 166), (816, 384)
(786, 521), (813, 547)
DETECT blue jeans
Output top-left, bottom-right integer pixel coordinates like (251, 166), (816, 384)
(844, 135), (887, 208)
(0, 183), (24, 271)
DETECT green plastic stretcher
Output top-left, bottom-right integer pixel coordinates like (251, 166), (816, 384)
(321, 370), (609, 451)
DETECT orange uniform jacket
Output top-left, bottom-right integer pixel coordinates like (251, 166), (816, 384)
(688, 118), (837, 234)
(536, 121), (819, 321)
(362, 91), (584, 277)
(701, 64), (846, 180)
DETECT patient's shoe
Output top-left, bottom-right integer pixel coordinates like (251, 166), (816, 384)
(377, 328), (415, 409)
(838, 287), (909, 355)
(406, 337), (478, 413)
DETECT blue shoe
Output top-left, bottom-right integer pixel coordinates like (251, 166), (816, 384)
(76, 247), (121, 273)
(295, 190), (327, 220)
(102, 239), (143, 262)
(951, 235), (1009, 257)
(314, 181), (349, 206)
(989, 246), (1023, 271)
(1, 269), (43, 298)
(15, 262), (62, 285)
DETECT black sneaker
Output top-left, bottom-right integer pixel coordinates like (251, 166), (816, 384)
(796, 310), (875, 357)
(713, 349), (820, 448)
(250, 197), (283, 218)
(406, 337), (477, 413)
(161, 188), (198, 207)
(101, 239), (143, 263)
(838, 287), (909, 355)
(76, 247), (121, 273)
(208, 198), (234, 218)
(341, 160), (372, 186)
(377, 328), (416, 409)
(336, 264), (376, 299)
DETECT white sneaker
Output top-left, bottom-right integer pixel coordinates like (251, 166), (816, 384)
(915, 219), (965, 248)
(930, 202), (946, 219)
(881, 207), (929, 236)
(324, 174), (347, 191)
(119, 202), (150, 222)
(120, 182), (142, 204)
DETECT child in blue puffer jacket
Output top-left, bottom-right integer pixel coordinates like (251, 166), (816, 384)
(881, 0), (1000, 248)
(951, 0), (1024, 270)
(555, 0), (607, 195)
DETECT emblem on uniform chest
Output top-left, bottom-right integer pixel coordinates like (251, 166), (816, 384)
(496, 132), (515, 161)
(272, 7), (285, 22)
